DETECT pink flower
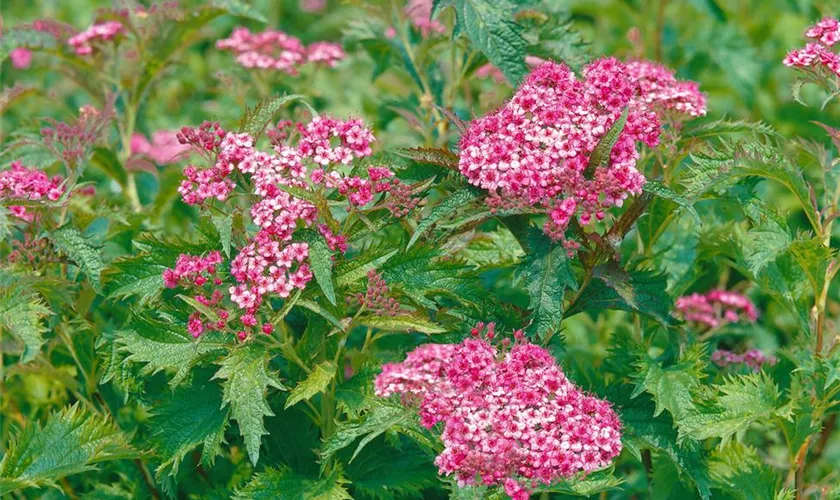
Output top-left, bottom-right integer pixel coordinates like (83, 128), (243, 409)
(376, 325), (622, 496)
(459, 59), (658, 242)
(784, 18), (840, 77)
(68, 21), (123, 56)
(675, 289), (758, 329)
(217, 27), (343, 74)
(711, 349), (777, 371)
(0, 161), (66, 220)
(10, 48), (32, 69)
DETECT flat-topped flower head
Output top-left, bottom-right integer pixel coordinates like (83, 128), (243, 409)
(784, 17), (840, 77)
(68, 21), (124, 55)
(376, 326), (622, 497)
(0, 161), (66, 220)
(216, 27), (344, 74)
(676, 289), (758, 329)
(459, 58), (659, 241)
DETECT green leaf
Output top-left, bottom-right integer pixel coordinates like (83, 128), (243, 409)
(239, 94), (307, 139)
(335, 248), (399, 288)
(178, 294), (221, 323)
(393, 147), (460, 169)
(297, 298), (344, 329)
(643, 180), (701, 223)
(301, 229), (337, 306)
(533, 467), (623, 496)
(0, 285), (50, 363)
(321, 401), (413, 465)
(213, 343), (284, 466)
(682, 141), (821, 232)
(567, 263), (675, 326)
(211, 213), (234, 257)
(356, 314), (445, 334)
(344, 442), (438, 500)
(708, 442), (780, 500)
(151, 375), (229, 478)
(0, 404), (137, 495)
(379, 246), (482, 309)
(620, 394), (712, 498)
(233, 465), (351, 500)
(285, 361), (337, 409)
(679, 372), (787, 446)
(787, 236), (835, 298)
(518, 7), (589, 72)
(632, 347), (705, 423)
(516, 228), (577, 339)
(118, 314), (229, 387)
(90, 147), (128, 188)
(434, 0), (529, 85)
(586, 107), (629, 176)
(50, 225), (105, 291)
(408, 187), (481, 249)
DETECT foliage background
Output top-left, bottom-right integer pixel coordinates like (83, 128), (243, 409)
(2, 0), (840, 499)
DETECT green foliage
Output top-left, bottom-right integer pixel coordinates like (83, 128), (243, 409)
(567, 264), (675, 326)
(301, 229), (338, 306)
(0, 284), (50, 363)
(50, 225), (105, 291)
(679, 373), (790, 446)
(233, 465), (352, 500)
(150, 374), (229, 478)
(433, 0), (529, 85)
(213, 343), (284, 466)
(0, 404), (137, 495)
(516, 228), (577, 339)
(408, 186), (481, 249)
(285, 361), (337, 409)
(118, 314), (229, 387)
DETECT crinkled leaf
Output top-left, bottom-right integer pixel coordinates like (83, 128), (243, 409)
(238, 94), (306, 139)
(151, 376), (229, 478)
(233, 465), (351, 500)
(434, 0), (529, 85)
(644, 180), (701, 223)
(567, 263), (675, 326)
(516, 228), (577, 339)
(321, 401), (414, 465)
(300, 229), (337, 305)
(50, 225), (105, 291)
(393, 147), (459, 170)
(708, 442), (780, 500)
(356, 314), (445, 334)
(118, 314), (229, 387)
(213, 343), (284, 466)
(285, 361), (337, 409)
(0, 285), (50, 364)
(0, 404), (138, 495)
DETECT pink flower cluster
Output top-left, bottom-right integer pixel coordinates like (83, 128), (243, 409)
(163, 251), (272, 340)
(376, 325), (622, 499)
(784, 18), (840, 76)
(624, 60), (707, 118)
(711, 349), (777, 371)
(171, 114), (395, 339)
(68, 21), (124, 55)
(675, 289), (758, 329)
(460, 59), (669, 243)
(216, 27), (344, 74)
(0, 161), (65, 221)
(131, 131), (192, 165)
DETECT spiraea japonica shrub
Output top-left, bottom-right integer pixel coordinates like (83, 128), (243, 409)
(1, 1), (840, 498)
